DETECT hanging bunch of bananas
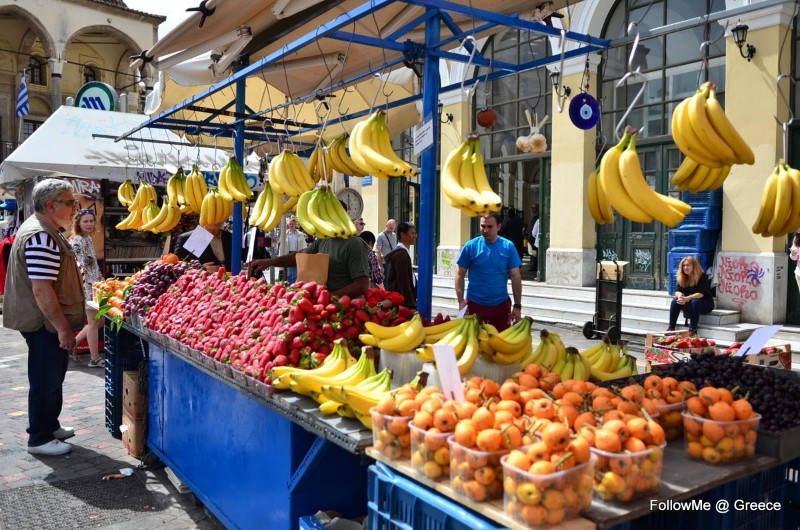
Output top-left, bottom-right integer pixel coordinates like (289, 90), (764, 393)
(115, 181), (157, 230)
(586, 168), (615, 224)
(307, 142), (333, 183)
(295, 186), (357, 239)
(166, 167), (192, 213)
(328, 134), (369, 177)
(521, 328), (567, 371)
(595, 128), (691, 227)
(199, 188), (233, 226)
(217, 156), (253, 202)
(248, 181), (299, 232)
(579, 338), (638, 381)
(752, 159), (800, 237)
(117, 179), (135, 207)
(477, 317), (533, 366)
(268, 149), (315, 197)
(183, 164), (208, 215)
(139, 195), (182, 233)
(413, 315), (481, 376)
(671, 81), (754, 192)
(441, 133), (503, 217)
(349, 110), (417, 178)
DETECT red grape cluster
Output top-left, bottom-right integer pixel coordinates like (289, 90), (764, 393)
(123, 259), (202, 318)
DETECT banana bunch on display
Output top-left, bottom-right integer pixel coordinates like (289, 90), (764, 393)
(752, 159), (800, 237)
(521, 328), (566, 371)
(548, 346), (590, 382)
(270, 339), (358, 390)
(289, 347), (376, 404)
(477, 317), (533, 365)
(183, 164), (208, 215)
(580, 338), (639, 381)
(361, 313), (425, 353)
(139, 199), (161, 229)
(307, 142), (333, 183)
(248, 181), (299, 233)
(349, 111), (417, 178)
(671, 82), (754, 191)
(166, 167), (191, 213)
(296, 187), (357, 239)
(360, 317), (463, 348)
(115, 181), (157, 230)
(117, 179), (135, 207)
(199, 188), (234, 226)
(328, 134), (369, 177)
(596, 130), (691, 227)
(268, 149), (315, 197)
(217, 156), (253, 202)
(413, 315), (481, 376)
(139, 195), (182, 233)
(318, 367), (393, 419)
(441, 133), (503, 217)
(586, 168), (615, 224)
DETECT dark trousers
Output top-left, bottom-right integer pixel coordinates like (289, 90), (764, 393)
(669, 298), (714, 330)
(21, 327), (69, 447)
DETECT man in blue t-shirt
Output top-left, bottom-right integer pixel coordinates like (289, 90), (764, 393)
(455, 212), (523, 331)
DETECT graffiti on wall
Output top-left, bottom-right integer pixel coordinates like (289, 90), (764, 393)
(438, 249), (457, 278)
(716, 255), (767, 308)
(601, 248), (618, 262)
(634, 249), (652, 272)
(65, 177), (102, 198)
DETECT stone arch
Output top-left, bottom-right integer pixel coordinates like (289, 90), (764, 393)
(65, 24), (142, 94)
(0, 5), (56, 59)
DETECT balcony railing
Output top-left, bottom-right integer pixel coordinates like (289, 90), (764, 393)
(1, 142), (20, 164)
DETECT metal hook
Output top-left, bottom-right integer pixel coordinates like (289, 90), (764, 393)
(460, 35), (478, 97)
(614, 70), (647, 141)
(775, 73), (796, 160)
(553, 30), (571, 113)
(697, 20), (728, 86)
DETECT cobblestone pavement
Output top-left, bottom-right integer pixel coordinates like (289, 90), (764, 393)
(0, 318), (219, 530)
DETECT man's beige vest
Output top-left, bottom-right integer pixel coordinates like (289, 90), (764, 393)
(4, 214), (85, 333)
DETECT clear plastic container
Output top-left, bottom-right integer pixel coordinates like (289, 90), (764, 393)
(370, 407), (412, 460)
(501, 452), (594, 527)
(590, 442), (666, 502)
(379, 349), (424, 388)
(409, 422), (451, 480)
(448, 435), (509, 502)
(655, 402), (684, 441)
(682, 412), (761, 464)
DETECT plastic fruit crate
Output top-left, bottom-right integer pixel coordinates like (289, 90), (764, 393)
(448, 436), (508, 503)
(409, 422), (451, 481)
(655, 402), (684, 441)
(680, 189), (723, 207)
(590, 443), (666, 502)
(668, 229), (719, 252)
(682, 412), (761, 464)
(367, 462), (506, 530)
(371, 408), (413, 461)
(677, 206), (722, 230)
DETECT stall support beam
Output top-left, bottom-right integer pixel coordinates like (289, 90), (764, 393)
(232, 58), (249, 275)
(417, 8), (441, 319)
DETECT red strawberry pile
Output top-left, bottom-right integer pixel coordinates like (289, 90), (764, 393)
(721, 342), (781, 355)
(656, 334), (716, 349)
(144, 268), (415, 383)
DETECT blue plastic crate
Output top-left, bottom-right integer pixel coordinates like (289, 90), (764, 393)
(668, 229), (719, 252)
(103, 323), (146, 439)
(680, 189), (723, 207)
(368, 462), (505, 530)
(678, 206), (722, 230)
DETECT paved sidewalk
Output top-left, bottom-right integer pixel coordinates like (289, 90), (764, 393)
(0, 319), (219, 530)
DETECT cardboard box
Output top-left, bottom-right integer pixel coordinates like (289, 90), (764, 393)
(121, 411), (145, 459)
(596, 260), (628, 281)
(122, 370), (145, 420)
(741, 344), (792, 370)
(644, 331), (717, 368)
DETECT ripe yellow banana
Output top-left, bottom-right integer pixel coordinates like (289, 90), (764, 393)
(777, 165), (800, 235)
(468, 137), (503, 213)
(289, 350), (375, 402)
(295, 189), (316, 237)
(752, 164), (781, 235)
(271, 340), (356, 389)
(441, 138), (477, 212)
(184, 164), (208, 214)
(377, 314), (425, 353)
(117, 179), (135, 207)
(598, 132), (654, 223)
(686, 85), (737, 165)
(115, 208), (143, 230)
(672, 96), (725, 168)
(456, 320), (481, 375)
(767, 161), (793, 236)
(587, 169), (611, 224)
(706, 84), (755, 165)
(349, 112), (414, 177)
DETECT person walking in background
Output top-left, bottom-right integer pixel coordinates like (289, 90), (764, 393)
(385, 222), (417, 309)
(529, 204), (540, 274)
(790, 229), (800, 294)
(667, 255), (714, 335)
(499, 207), (525, 259)
(355, 218), (366, 235)
(375, 219), (397, 285)
(455, 212), (523, 331)
(4, 179), (86, 455)
(358, 230), (384, 289)
(279, 216), (307, 285)
(70, 208), (104, 368)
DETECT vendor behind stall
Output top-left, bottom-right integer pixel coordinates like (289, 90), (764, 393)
(175, 221), (233, 272)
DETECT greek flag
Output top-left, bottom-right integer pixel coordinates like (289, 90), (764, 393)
(16, 70), (29, 118)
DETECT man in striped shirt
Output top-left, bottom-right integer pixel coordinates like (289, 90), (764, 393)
(5, 179), (85, 456)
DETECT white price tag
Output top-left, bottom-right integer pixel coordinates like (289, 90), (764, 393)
(246, 226), (257, 264)
(733, 325), (782, 356)
(182, 226), (213, 258)
(413, 120), (434, 156)
(432, 345), (465, 401)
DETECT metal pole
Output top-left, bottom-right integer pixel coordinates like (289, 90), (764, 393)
(417, 8), (441, 320)
(231, 58), (248, 275)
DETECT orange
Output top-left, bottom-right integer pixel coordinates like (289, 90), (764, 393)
(708, 401), (735, 422)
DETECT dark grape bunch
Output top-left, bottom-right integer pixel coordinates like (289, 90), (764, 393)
(650, 353), (800, 432)
(123, 260), (202, 318)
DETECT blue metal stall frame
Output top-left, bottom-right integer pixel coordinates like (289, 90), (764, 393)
(118, 0), (608, 319)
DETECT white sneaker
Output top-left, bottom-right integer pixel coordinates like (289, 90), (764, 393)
(53, 426), (75, 440)
(28, 439), (72, 455)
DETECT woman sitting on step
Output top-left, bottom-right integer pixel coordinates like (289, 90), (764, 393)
(667, 255), (714, 336)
